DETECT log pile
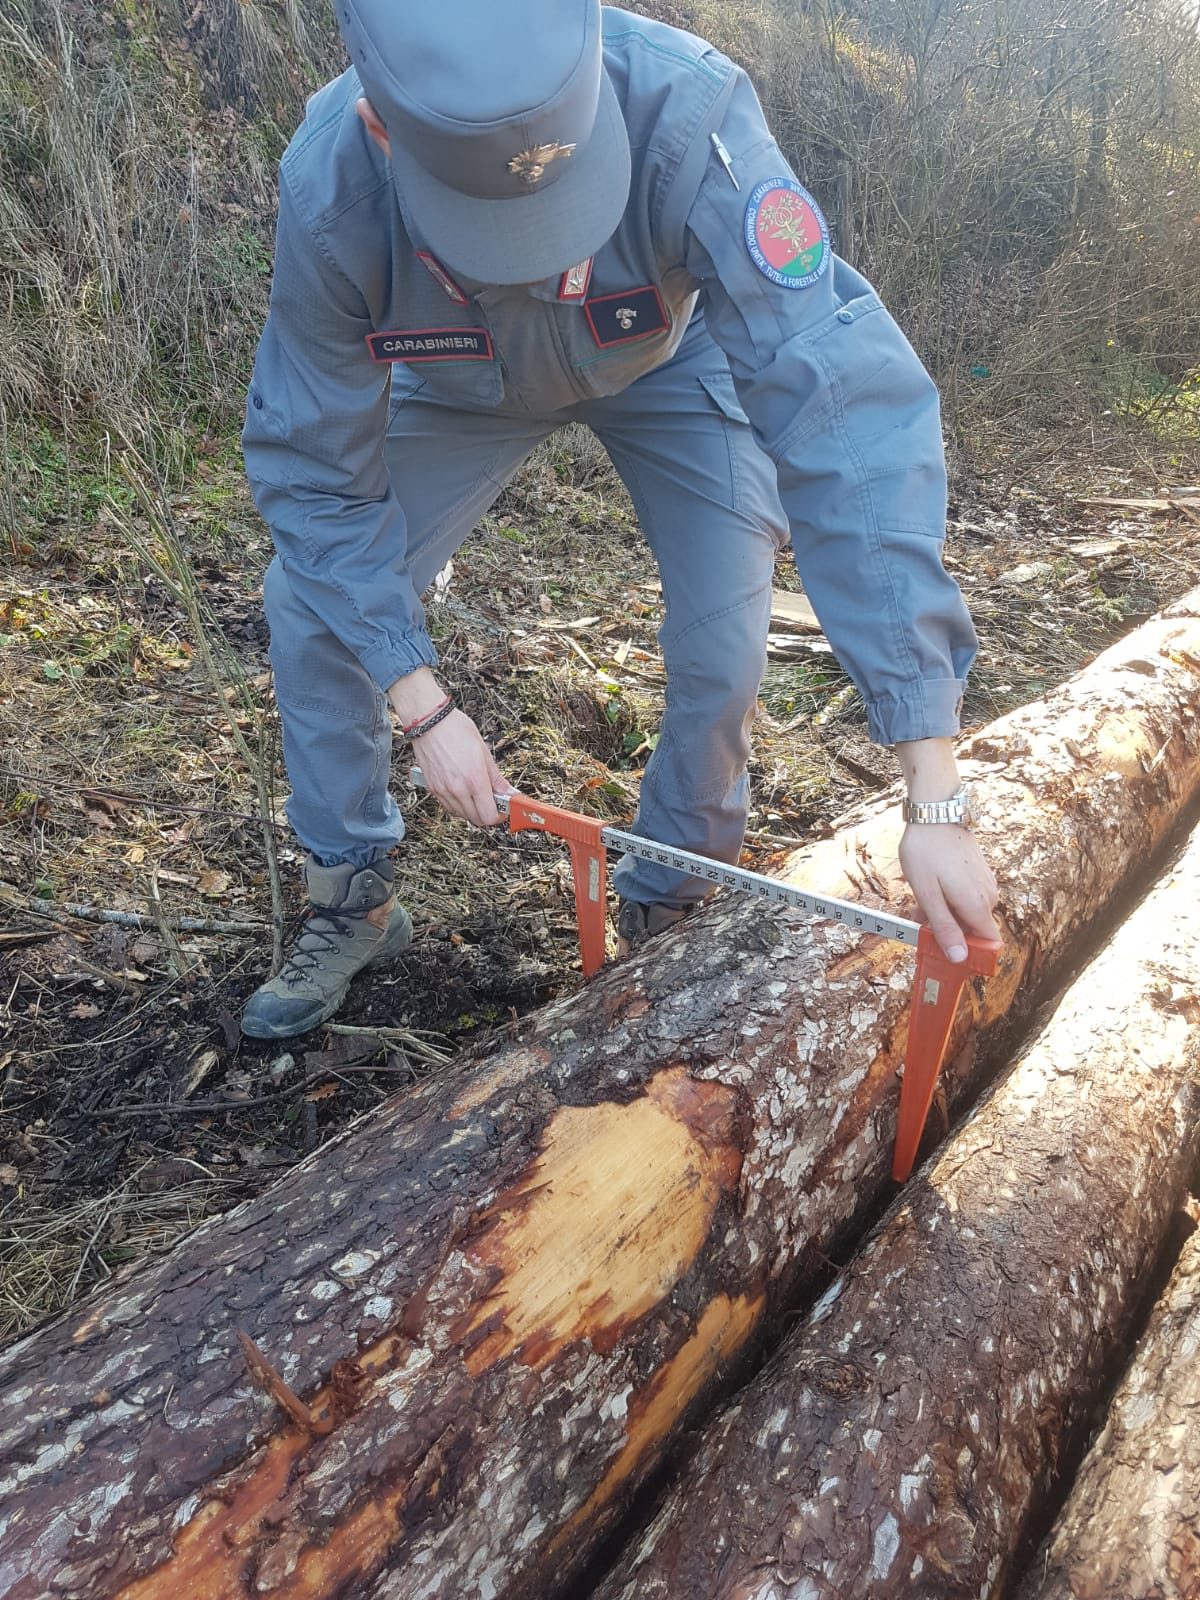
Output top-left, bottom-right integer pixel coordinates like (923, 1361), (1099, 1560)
(0, 594), (1199, 1600)
(595, 819), (1200, 1599)
(1014, 1226), (1200, 1600)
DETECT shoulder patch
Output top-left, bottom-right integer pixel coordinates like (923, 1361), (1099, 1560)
(744, 178), (830, 290)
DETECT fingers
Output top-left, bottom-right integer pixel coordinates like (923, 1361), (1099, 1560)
(412, 711), (504, 826)
(486, 749), (515, 798)
(915, 876), (968, 965)
(950, 847), (1001, 945)
(957, 874), (1002, 944)
(456, 776), (502, 828)
(899, 824), (1003, 962)
(438, 769), (502, 828)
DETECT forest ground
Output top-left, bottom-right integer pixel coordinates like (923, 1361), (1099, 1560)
(1, 416), (1198, 1344)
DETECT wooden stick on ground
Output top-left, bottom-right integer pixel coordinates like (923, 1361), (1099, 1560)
(1014, 1224), (1200, 1600)
(0, 889), (269, 937)
(595, 822), (1200, 1600)
(1, 597), (1200, 1600)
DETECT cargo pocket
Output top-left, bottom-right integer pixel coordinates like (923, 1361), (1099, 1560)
(809, 295), (890, 405)
(697, 372), (786, 539)
(698, 370), (751, 425)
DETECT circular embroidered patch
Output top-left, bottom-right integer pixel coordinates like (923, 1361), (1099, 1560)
(744, 178), (830, 289)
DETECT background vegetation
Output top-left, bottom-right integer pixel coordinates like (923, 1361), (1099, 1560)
(707, 0), (1200, 430)
(2, 0), (1199, 534)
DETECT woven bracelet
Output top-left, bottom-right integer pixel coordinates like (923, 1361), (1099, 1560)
(404, 698), (454, 741)
(401, 694), (451, 737)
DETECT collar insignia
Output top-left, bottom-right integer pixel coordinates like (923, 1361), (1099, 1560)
(508, 142), (576, 186)
(415, 251), (469, 306)
(558, 257), (593, 300)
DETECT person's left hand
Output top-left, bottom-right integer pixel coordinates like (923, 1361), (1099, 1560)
(898, 823), (1001, 962)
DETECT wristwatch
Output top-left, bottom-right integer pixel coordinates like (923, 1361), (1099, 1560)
(901, 783), (977, 826)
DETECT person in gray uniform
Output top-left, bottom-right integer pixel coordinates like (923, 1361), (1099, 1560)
(239, 0), (1000, 1040)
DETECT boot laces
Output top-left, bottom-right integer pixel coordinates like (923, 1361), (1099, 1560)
(280, 903), (359, 988)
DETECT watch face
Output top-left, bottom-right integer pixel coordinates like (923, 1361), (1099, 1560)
(960, 786), (976, 825)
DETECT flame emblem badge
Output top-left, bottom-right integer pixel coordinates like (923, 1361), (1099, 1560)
(507, 142), (576, 186)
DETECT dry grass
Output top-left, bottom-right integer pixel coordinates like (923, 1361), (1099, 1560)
(2, 0), (1199, 545)
(643, 0), (1200, 434)
(0, 0), (339, 537)
(0, 1170), (242, 1341)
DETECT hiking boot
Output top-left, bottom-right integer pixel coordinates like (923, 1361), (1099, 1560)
(616, 898), (696, 958)
(241, 856), (413, 1040)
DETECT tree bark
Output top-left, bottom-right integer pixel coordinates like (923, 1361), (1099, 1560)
(1, 594), (1200, 1600)
(594, 818), (1200, 1600)
(1013, 1225), (1200, 1600)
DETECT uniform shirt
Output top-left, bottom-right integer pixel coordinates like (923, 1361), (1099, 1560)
(243, 7), (977, 745)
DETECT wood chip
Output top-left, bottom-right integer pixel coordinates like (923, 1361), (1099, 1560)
(765, 634), (833, 659)
(1000, 561), (1055, 585)
(640, 582), (822, 636)
(183, 1047), (220, 1098)
(1069, 539), (1129, 560)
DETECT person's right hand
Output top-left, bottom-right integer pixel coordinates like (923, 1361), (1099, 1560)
(412, 708), (511, 826)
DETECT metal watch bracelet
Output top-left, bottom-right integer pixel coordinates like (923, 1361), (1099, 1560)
(901, 783), (976, 826)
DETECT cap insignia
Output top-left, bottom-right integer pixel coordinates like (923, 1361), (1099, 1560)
(508, 142), (576, 186)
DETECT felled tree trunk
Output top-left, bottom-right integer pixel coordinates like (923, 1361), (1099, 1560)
(1, 596), (1200, 1600)
(594, 819), (1200, 1600)
(1013, 1226), (1200, 1600)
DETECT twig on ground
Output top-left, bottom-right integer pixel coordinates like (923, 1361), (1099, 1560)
(324, 1021), (454, 1064)
(0, 885), (268, 936)
(61, 955), (147, 995)
(743, 827), (812, 849)
(560, 632), (622, 686)
(0, 930), (57, 949)
(143, 867), (188, 974)
(65, 1200), (115, 1301)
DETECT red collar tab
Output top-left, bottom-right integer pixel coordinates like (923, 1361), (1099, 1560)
(416, 251), (469, 307)
(558, 257), (593, 301)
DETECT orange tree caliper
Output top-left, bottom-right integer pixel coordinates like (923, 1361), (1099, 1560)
(412, 774), (1001, 1182)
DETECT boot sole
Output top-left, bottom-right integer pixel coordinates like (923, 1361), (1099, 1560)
(240, 908), (414, 1041)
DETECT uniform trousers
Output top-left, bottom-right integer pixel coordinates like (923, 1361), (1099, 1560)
(262, 320), (789, 907)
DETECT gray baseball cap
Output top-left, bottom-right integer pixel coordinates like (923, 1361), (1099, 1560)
(337, 0), (631, 285)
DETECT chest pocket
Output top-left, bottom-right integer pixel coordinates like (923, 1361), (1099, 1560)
(368, 325), (504, 408)
(373, 259), (505, 409)
(570, 273), (696, 399)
